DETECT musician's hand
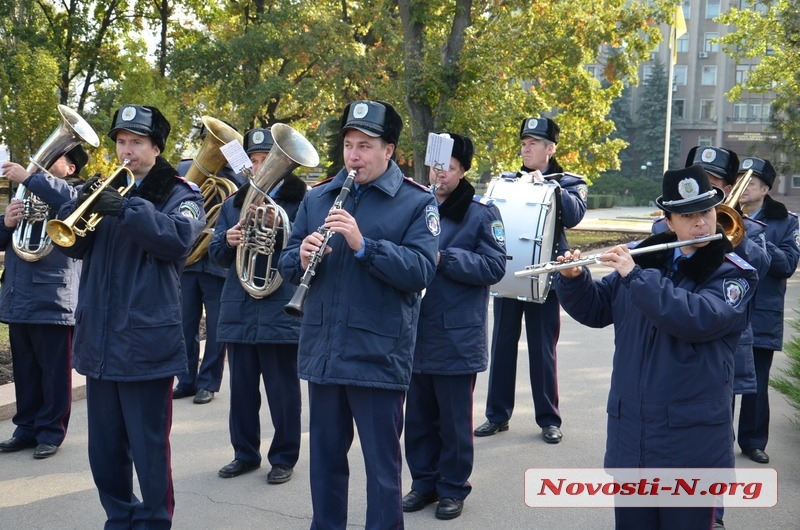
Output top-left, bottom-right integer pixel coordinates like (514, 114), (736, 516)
(598, 244), (635, 277)
(300, 231), (329, 270)
(324, 208), (363, 252)
(226, 224), (244, 248)
(1, 162), (31, 184)
(3, 199), (24, 228)
(557, 249), (584, 279)
(77, 176), (100, 207)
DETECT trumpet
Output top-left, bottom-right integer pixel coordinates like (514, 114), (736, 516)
(284, 169), (356, 317)
(514, 234), (724, 278)
(46, 162), (136, 247)
(12, 105), (100, 261)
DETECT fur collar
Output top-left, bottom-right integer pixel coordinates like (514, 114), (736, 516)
(759, 194), (788, 220)
(520, 158), (563, 176)
(130, 156), (178, 204)
(233, 173), (307, 208)
(632, 228), (732, 284)
(438, 178), (475, 223)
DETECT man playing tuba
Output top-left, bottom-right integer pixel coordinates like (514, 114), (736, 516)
(0, 145), (87, 459)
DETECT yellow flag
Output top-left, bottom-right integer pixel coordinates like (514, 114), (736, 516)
(671, 4), (688, 65)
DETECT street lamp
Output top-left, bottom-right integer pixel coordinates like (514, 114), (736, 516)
(640, 161), (653, 179)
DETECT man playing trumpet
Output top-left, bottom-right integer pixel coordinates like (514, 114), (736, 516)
(54, 104), (205, 528)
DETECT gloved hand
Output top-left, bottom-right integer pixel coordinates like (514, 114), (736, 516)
(76, 175), (100, 207)
(91, 187), (126, 217)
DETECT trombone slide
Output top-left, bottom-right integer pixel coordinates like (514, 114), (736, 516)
(514, 234), (724, 278)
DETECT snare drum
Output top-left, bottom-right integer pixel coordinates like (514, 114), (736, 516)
(486, 176), (558, 303)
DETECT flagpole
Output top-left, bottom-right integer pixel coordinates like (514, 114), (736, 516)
(665, 4), (687, 175)
(664, 55), (675, 174)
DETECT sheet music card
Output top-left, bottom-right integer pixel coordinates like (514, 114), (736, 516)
(220, 140), (252, 174)
(0, 145), (8, 176)
(424, 133), (454, 172)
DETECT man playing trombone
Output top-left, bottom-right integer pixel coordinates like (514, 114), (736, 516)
(553, 165), (758, 530)
(53, 104), (205, 528)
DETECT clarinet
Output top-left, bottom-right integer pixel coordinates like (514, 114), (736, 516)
(284, 169), (357, 317)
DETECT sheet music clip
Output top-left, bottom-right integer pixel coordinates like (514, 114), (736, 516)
(424, 133), (454, 173)
(220, 139), (253, 176)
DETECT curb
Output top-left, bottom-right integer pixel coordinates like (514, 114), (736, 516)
(0, 372), (87, 422)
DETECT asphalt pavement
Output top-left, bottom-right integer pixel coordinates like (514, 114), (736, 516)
(1, 206), (799, 529)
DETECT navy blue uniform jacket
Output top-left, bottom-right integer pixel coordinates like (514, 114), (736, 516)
(55, 157), (205, 381)
(554, 231), (758, 468)
(277, 162), (439, 391)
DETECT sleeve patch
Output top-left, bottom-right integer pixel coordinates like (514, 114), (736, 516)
(179, 200), (202, 219)
(723, 278), (749, 307)
(491, 220), (505, 244)
(425, 205), (441, 236)
(577, 184), (588, 202)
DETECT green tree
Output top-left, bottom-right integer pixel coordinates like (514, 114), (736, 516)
(718, 0), (800, 175)
(632, 58), (681, 175)
(771, 308), (800, 425)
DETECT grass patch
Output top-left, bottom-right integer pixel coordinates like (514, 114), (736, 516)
(566, 230), (645, 252)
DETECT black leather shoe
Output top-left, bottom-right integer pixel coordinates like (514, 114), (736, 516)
(473, 420), (509, 437)
(193, 389), (214, 404)
(402, 490), (438, 512)
(218, 459), (260, 478)
(0, 437), (37, 452)
(713, 519), (725, 529)
(33, 443), (58, 459)
(173, 386), (197, 399)
(743, 448), (769, 464)
(435, 498), (464, 520)
(266, 464), (293, 484)
(542, 425), (563, 444)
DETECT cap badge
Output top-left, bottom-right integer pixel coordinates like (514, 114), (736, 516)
(678, 178), (700, 199)
(742, 158), (754, 170)
(353, 102), (369, 119)
(253, 131), (265, 144)
(121, 106), (137, 121)
(527, 118), (539, 130)
(701, 148), (717, 163)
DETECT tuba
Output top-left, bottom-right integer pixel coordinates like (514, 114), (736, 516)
(236, 123), (319, 299)
(46, 162), (136, 247)
(184, 116), (242, 266)
(12, 105), (100, 261)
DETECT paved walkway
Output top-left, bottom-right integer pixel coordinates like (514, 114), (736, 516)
(1, 206), (799, 528)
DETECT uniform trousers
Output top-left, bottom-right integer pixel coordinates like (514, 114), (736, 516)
(405, 373), (476, 500)
(308, 382), (405, 530)
(485, 295), (561, 428)
(9, 323), (72, 445)
(177, 271), (226, 392)
(86, 376), (174, 530)
(738, 347), (774, 451)
(615, 506), (716, 530)
(227, 343), (301, 467)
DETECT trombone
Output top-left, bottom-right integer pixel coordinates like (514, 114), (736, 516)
(46, 162), (136, 247)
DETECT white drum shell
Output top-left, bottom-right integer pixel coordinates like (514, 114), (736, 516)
(486, 177), (557, 303)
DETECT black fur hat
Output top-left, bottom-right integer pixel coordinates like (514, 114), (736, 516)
(519, 117), (559, 144)
(685, 146), (739, 186)
(739, 156), (776, 189)
(437, 132), (474, 171)
(340, 100), (403, 145)
(108, 105), (171, 152)
(655, 164), (725, 215)
(64, 144), (88, 177)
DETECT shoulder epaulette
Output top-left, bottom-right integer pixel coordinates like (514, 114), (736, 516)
(403, 176), (432, 192)
(725, 252), (755, 270)
(743, 215), (767, 227)
(788, 210), (798, 218)
(175, 175), (201, 192)
(312, 176), (334, 188)
(472, 195), (495, 207)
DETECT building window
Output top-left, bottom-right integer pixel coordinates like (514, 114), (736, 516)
(732, 101), (772, 123)
(706, 0), (721, 18)
(586, 65), (603, 80)
(700, 100), (716, 121)
(735, 64), (754, 84)
(673, 99), (685, 120)
(701, 66), (717, 86)
(792, 175), (800, 189)
(704, 33), (719, 52)
(698, 135), (713, 147)
(674, 66), (688, 86)
(677, 35), (689, 54)
(642, 64), (653, 82)
(683, 0), (691, 19)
